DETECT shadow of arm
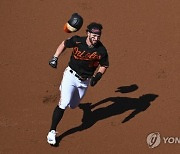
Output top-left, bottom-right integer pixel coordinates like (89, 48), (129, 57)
(90, 97), (112, 109)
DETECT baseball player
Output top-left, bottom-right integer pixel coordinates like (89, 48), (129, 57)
(47, 19), (109, 145)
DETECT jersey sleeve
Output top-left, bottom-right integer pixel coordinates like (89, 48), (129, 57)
(99, 49), (109, 67)
(64, 35), (80, 48)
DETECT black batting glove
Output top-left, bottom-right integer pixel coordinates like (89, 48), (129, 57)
(49, 56), (58, 68)
(90, 72), (103, 87)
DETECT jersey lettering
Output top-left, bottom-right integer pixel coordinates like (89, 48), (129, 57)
(73, 47), (101, 60)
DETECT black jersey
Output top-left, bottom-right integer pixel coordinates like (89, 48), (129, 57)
(64, 35), (109, 78)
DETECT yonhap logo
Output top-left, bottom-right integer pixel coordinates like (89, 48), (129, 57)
(163, 137), (180, 144)
(147, 132), (161, 148)
(146, 132), (180, 148)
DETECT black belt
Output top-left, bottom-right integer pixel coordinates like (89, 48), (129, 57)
(69, 70), (88, 81)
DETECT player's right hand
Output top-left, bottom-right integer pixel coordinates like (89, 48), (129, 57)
(49, 56), (58, 68)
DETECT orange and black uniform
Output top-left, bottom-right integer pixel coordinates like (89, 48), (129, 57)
(64, 35), (109, 78)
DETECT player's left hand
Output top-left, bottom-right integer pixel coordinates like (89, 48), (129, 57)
(90, 72), (103, 86)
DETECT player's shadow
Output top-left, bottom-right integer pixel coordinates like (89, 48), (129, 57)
(55, 85), (158, 147)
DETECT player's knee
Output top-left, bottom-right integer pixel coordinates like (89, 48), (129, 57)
(58, 97), (71, 109)
(58, 102), (68, 110)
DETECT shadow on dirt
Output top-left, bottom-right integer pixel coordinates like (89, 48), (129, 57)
(54, 85), (158, 147)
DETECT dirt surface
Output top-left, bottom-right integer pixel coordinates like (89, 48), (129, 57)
(0, 0), (179, 153)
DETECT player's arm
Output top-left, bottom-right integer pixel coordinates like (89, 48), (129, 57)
(90, 48), (109, 87)
(54, 41), (66, 57)
(49, 36), (79, 69)
(90, 47), (109, 87)
(48, 41), (66, 68)
(97, 66), (107, 74)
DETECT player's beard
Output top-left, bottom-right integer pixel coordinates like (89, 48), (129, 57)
(89, 36), (98, 46)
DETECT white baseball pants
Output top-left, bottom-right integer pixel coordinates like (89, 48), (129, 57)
(58, 66), (90, 109)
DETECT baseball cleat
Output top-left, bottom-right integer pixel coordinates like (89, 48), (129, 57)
(47, 130), (56, 145)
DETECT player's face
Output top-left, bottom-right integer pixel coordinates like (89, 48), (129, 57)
(88, 33), (101, 45)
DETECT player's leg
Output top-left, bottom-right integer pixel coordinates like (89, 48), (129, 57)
(69, 80), (90, 109)
(47, 67), (76, 145)
(50, 67), (76, 129)
(47, 105), (64, 145)
(68, 88), (80, 109)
